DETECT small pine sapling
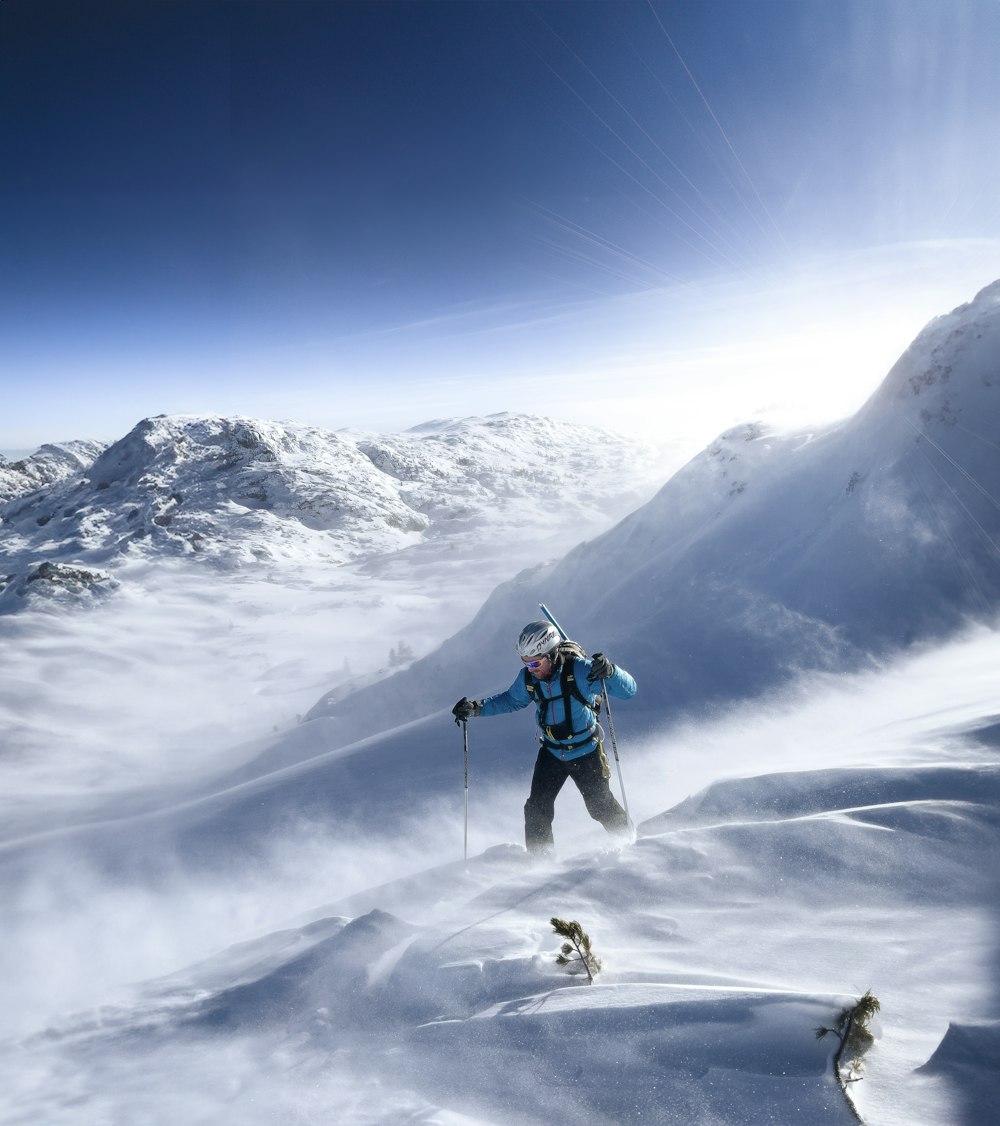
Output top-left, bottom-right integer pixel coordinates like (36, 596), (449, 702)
(550, 917), (602, 984)
(816, 989), (881, 1117)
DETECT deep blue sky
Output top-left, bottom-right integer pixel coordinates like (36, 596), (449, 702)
(2, 0), (999, 449)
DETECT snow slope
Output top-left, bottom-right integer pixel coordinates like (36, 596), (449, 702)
(2, 628), (999, 1126)
(2, 285), (1000, 1125)
(303, 280), (1000, 756)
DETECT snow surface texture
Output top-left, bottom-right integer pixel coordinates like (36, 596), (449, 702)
(2, 286), (1000, 1125)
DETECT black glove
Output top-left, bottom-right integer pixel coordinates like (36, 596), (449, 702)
(587, 653), (615, 682)
(452, 697), (482, 724)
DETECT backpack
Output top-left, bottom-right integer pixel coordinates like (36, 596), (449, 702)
(524, 639), (600, 750)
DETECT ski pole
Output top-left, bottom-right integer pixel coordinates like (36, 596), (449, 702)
(539, 602), (632, 830)
(600, 683), (631, 827)
(462, 719), (469, 862)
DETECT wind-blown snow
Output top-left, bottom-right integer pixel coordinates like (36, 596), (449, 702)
(2, 632), (998, 1125)
(0, 412), (665, 813)
(304, 279), (1000, 756)
(1, 288), (999, 1125)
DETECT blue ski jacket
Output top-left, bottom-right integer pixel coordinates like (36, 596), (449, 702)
(480, 656), (637, 761)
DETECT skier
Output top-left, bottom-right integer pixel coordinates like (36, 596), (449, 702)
(452, 620), (636, 853)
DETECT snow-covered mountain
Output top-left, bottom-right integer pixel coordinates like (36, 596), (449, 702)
(3, 284), (1000, 1126)
(304, 279), (1000, 751)
(0, 439), (106, 503)
(0, 412), (664, 611)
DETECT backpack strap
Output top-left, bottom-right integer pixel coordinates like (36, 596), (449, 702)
(562, 659), (600, 713)
(525, 659), (600, 751)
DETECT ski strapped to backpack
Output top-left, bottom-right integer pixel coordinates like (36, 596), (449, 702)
(524, 640), (602, 752)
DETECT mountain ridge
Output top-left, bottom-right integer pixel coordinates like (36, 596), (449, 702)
(0, 412), (665, 611)
(0, 440), (107, 503)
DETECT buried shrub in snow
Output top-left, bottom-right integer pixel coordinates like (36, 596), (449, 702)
(816, 989), (881, 1114)
(551, 917), (602, 984)
(815, 988), (881, 1072)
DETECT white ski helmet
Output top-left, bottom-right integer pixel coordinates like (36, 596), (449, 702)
(516, 620), (561, 659)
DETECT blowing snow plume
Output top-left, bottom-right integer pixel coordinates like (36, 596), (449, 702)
(307, 280), (1000, 750)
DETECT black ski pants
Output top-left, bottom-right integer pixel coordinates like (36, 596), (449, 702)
(523, 743), (628, 852)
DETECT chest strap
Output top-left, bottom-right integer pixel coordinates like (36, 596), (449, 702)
(524, 659), (599, 747)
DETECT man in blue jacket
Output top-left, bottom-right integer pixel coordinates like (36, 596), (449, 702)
(452, 620), (637, 853)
